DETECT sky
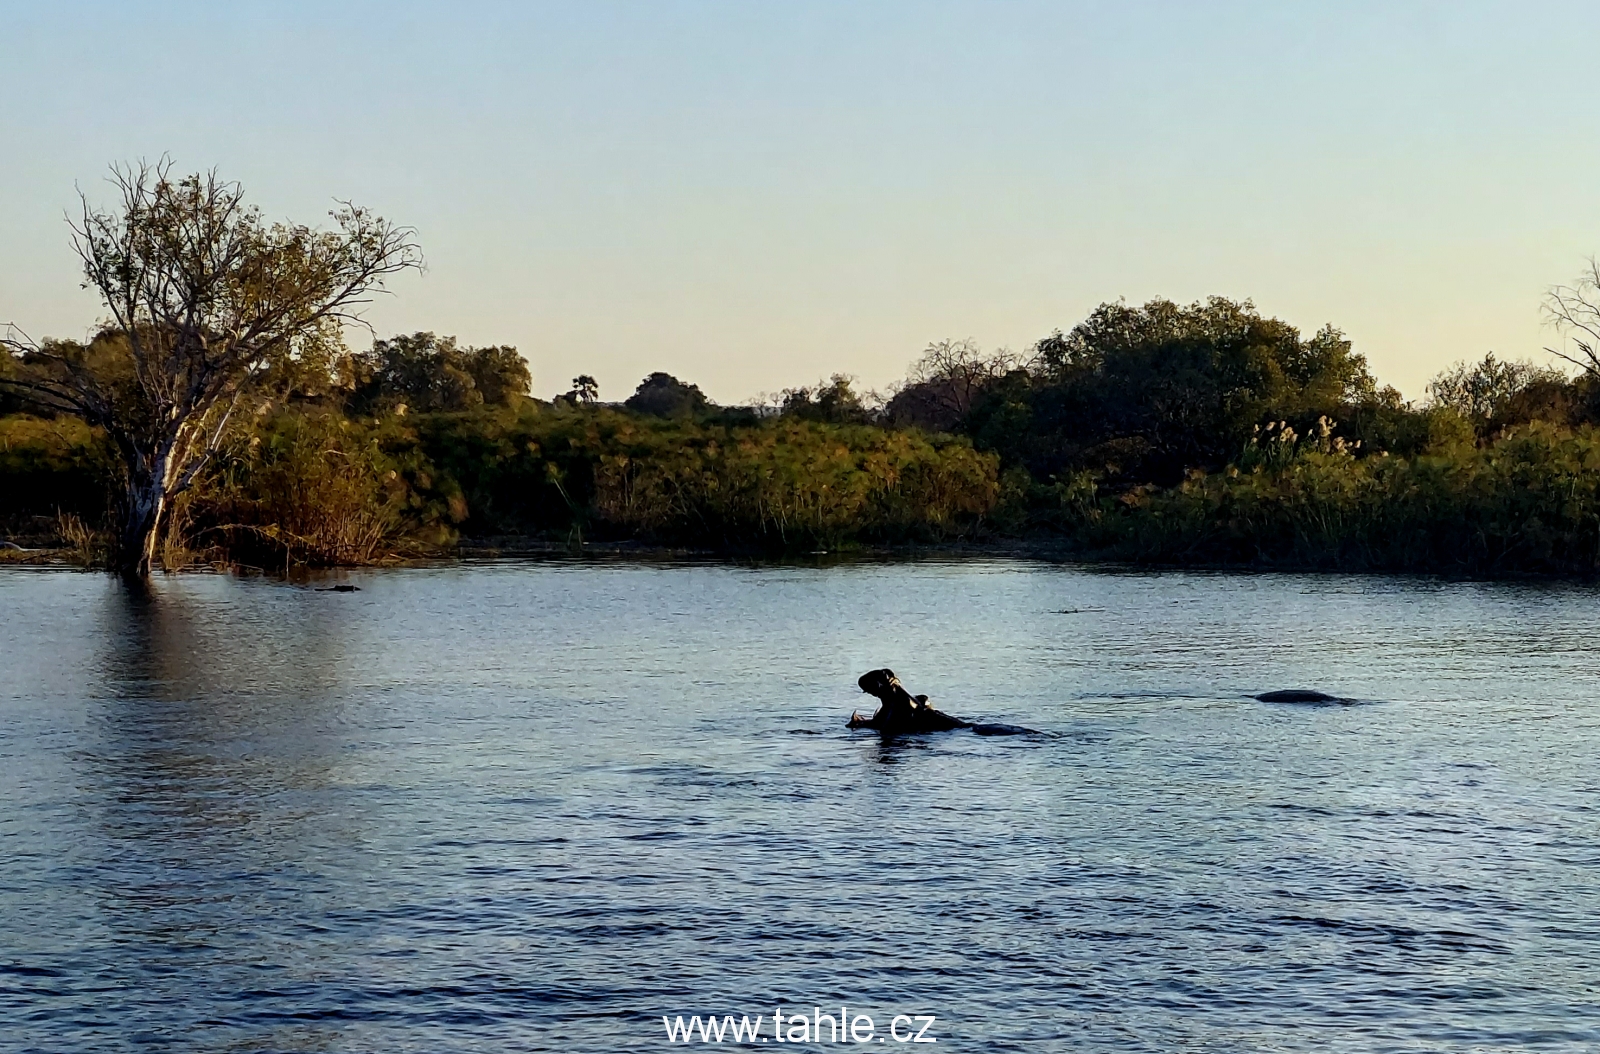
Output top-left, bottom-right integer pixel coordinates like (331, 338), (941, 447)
(4, 0), (1600, 404)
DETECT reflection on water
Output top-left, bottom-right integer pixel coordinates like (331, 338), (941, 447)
(15, 579), (373, 1051)
(2, 561), (1599, 1052)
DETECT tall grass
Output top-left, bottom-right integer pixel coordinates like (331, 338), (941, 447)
(185, 411), (410, 568)
(400, 406), (1000, 550)
(168, 405), (1002, 562)
(14, 397), (1600, 577)
(1056, 421), (1600, 576)
(586, 417), (999, 548)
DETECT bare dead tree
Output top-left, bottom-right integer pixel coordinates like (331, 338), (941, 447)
(883, 338), (1022, 431)
(1545, 259), (1600, 376)
(0, 161), (421, 578)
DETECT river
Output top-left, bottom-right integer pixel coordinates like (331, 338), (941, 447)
(1, 560), (1597, 1051)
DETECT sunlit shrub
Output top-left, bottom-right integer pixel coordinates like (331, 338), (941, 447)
(1064, 421), (1600, 575)
(187, 410), (412, 567)
(585, 417), (999, 548)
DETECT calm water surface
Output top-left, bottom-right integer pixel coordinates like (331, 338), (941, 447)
(2, 560), (1598, 1052)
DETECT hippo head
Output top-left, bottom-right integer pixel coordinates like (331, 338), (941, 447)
(857, 668), (900, 699)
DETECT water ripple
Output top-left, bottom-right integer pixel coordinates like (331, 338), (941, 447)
(2, 561), (1598, 1051)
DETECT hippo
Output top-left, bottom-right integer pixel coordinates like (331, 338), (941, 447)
(848, 669), (1036, 736)
(849, 669), (969, 733)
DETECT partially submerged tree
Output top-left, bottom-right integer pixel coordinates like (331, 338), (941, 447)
(0, 162), (421, 578)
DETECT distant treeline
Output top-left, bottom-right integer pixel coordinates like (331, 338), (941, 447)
(9, 289), (1600, 576)
(0, 331), (998, 564)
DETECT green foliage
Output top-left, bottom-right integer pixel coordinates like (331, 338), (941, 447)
(779, 374), (873, 424)
(386, 402), (565, 538)
(241, 320), (349, 403)
(0, 414), (115, 522)
(0, 349), (24, 416)
(377, 405), (1000, 551)
(1428, 353), (1560, 421)
(887, 339), (1020, 432)
(2, 163), (420, 576)
(184, 410), (412, 567)
(563, 375), (600, 405)
(583, 415), (997, 548)
(13, 280), (1600, 577)
(623, 372), (710, 418)
(980, 297), (1383, 483)
(465, 344), (534, 407)
(1425, 352), (1593, 439)
(1048, 421), (1600, 576)
(26, 401), (996, 561)
(345, 332), (531, 414)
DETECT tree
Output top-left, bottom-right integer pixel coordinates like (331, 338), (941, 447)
(346, 332), (476, 413)
(1427, 353), (1565, 422)
(463, 344), (531, 407)
(779, 374), (874, 424)
(0, 336), (30, 415)
(886, 338), (1020, 432)
(0, 162), (420, 578)
(624, 372), (710, 418)
(344, 332), (529, 414)
(982, 297), (1380, 483)
(568, 375), (599, 404)
(1545, 260), (1600, 376)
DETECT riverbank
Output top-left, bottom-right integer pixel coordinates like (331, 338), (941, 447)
(9, 401), (1600, 581)
(12, 529), (1592, 587)
(0, 546), (71, 565)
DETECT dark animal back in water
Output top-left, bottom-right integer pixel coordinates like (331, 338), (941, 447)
(970, 723), (1032, 736)
(1255, 689), (1339, 703)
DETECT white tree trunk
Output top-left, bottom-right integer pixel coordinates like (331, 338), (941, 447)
(116, 453), (169, 580)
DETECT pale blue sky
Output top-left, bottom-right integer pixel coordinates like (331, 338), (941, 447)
(4, 1), (1598, 402)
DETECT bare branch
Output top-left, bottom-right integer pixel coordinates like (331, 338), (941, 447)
(1545, 258), (1600, 378)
